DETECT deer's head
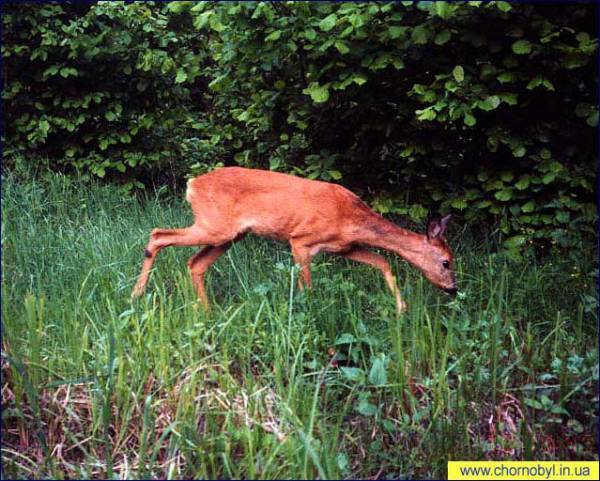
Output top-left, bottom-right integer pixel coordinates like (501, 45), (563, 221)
(418, 215), (457, 295)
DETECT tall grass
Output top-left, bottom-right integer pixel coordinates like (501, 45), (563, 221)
(2, 170), (598, 479)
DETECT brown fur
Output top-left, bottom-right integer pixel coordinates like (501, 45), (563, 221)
(131, 167), (457, 313)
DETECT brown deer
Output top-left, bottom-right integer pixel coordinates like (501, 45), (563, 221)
(131, 167), (457, 313)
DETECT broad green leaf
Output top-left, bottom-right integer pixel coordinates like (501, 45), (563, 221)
(497, 72), (514, 83)
(478, 95), (500, 111)
(39, 120), (50, 135)
(498, 92), (518, 105)
(515, 177), (530, 190)
(521, 201), (535, 213)
(319, 14), (337, 32)
(452, 65), (464, 83)
(352, 73), (367, 86)
(303, 82), (330, 103)
(340, 367), (365, 382)
(335, 333), (357, 345)
(357, 397), (378, 416)
(265, 30), (281, 42)
(450, 198), (468, 209)
(411, 25), (430, 45)
(368, 356), (387, 386)
(496, 1), (512, 12)
(555, 210), (570, 224)
(334, 40), (349, 54)
(512, 40), (532, 54)
(464, 113), (476, 126)
(304, 28), (317, 40)
(524, 398), (543, 409)
(416, 107), (436, 121)
(434, 29), (451, 45)
(512, 146), (526, 157)
(504, 235), (526, 249)
(494, 189), (513, 201)
(389, 26), (405, 39)
(175, 69), (188, 83)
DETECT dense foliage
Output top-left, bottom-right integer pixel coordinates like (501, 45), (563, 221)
(3, 1), (597, 248)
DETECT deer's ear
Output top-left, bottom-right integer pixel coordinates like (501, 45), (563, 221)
(427, 214), (451, 239)
(440, 214), (452, 234)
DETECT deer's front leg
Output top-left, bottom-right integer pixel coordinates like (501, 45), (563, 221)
(290, 242), (314, 291)
(338, 247), (407, 314)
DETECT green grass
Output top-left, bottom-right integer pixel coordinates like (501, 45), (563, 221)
(2, 171), (598, 479)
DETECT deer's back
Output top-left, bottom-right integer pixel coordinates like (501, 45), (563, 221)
(185, 167), (366, 242)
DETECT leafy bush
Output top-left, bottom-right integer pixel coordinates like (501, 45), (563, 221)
(2, 2), (207, 186)
(3, 2), (597, 247)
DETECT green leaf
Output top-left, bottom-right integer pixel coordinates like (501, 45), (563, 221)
(556, 211), (570, 223)
(478, 95), (500, 111)
(434, 29), (451, 45)
(209, 14), (225, 32)
(504, 235), (527, 249)
(512, 146), (526, 157)
(388, 26), (405, 39)
(521, 201), (535, 213)
(303, 82), (330, 103)
(450, 198), (468, 210)
(265, 30), (281, 42)
(335, 333), (357, 345)
(340, 367), (365, 382)
(175, 69), (188, 83)
(416, 107), (436, 121)
(494, 189), (513, 201)
(496, 72), (514, 83)
(496, 1), (512, 12)
(357, 397), (378, 416)
(334, 40), (349, 54)
(515, 177), (530, 190)
(368, 355), (387, 386)
(319, 14), (337, 32)
(524, 398), (543, 410)
(39, 120), (50, 135)
(464, 113), (476, 126)
(59, 67), (77, 78)
(411, 25), (430, 45)
(512, 40), (532, 54)
(452, 65), (464, 83)
(304, 28), (317, 40)
(498, 93), (518, 105)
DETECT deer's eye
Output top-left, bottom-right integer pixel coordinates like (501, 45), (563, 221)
(442, 260), (450, 269)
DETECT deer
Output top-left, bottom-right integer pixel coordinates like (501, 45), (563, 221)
(131, 167), (457, 313)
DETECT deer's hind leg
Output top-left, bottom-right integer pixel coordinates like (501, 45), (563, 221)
(131, 225), (225, 299)
(187, 233), (245, 309)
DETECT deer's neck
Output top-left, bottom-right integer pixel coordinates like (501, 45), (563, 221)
(352, 214), (427, 266)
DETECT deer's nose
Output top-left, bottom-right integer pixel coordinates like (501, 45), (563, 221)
(444, 287), (458, 296)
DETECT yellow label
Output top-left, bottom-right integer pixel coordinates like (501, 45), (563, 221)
(448, 461), (599, 480)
